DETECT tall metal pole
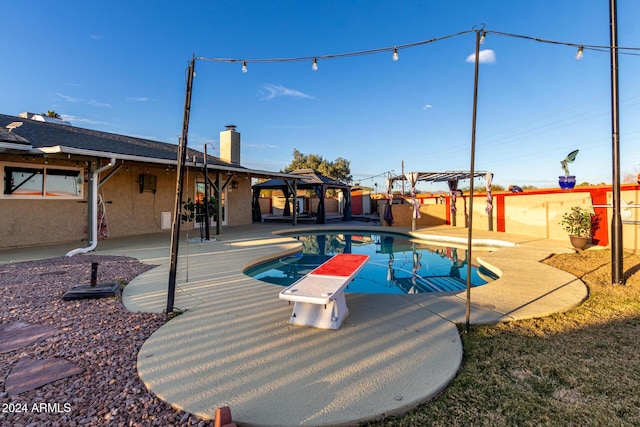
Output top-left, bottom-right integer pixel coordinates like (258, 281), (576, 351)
(609, 0), (624, 284)
(465, 29), (482, 333)
(401, 160), (406, 198)
(203, 144), (211, 241)
(167, 57), (196, 314)
(216, 172), (222, 236)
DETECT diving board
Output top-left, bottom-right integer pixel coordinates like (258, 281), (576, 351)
(279, 253), (369, 330)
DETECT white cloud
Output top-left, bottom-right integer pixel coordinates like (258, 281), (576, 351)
(246, 143), (278, 149)
(56, 93), (82, 103)
(259, 84), (314, 101)
(423, 104), (433, 110)
(89, 34), (103, 40)
(465, 49), (497, 64)
(88, 100), (112, 108)
(56, 92), (111, 108)
(60, 114), (112, 126)
(126, 96), (156, 102)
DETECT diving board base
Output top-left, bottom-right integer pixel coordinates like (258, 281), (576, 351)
(279, 253), (369, 330)
(288, 294), (349, 330)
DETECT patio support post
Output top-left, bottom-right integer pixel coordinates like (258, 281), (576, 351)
(216, 172), (222, 235)
(465, 27), (482, 333)
(167, 57), (195, 315)
(609, 0), (624, 284)
(86, 161), (95, 247)
(293, 180), (298, 226)
(203, 144), (210, 241)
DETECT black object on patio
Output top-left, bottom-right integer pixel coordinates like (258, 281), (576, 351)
(62, 262), (120, 300)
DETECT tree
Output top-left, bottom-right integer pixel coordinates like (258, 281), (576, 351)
(282, 149), (352, 183)
(461, 184), (505, 193)
(42, 110), (61, 118)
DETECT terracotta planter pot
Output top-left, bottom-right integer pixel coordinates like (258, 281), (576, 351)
(569, 235), (589, 250)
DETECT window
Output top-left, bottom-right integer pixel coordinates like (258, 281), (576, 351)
(2, 163), (83, 199)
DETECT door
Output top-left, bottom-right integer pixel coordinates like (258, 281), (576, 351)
(195, 181), (226, 227)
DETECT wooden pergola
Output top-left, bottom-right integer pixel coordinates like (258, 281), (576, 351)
(386, 170), (492, 230)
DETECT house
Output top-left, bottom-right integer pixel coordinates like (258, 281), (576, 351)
(0, 113), (299, 249)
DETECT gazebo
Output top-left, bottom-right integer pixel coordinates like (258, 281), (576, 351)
(252, 168), (352, 224)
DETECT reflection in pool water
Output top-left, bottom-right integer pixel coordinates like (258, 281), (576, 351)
(245, 232), (498, 294)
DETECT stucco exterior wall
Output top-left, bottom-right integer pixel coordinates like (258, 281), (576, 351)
(1, 156), (87, 247)
(0, 162), (183, 247)
(264, 197), (341, 217)
(501, 192), (592, 238)
(98, 166), (178, 237)
(226, 176), (252, 226)
(0, 158), (260, 248)
(378, 202), (447, 227)
(2, 198), (87, 247)
(448, 191), (593, 238)
(309, 197), (339, 214)
(374, 185), (640, 253)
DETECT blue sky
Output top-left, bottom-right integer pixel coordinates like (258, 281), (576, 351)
(2, 1), (639, 193)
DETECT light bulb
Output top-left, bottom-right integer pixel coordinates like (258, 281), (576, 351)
(242, 61), (248, 73)
(312, 58), (318, 71)
(392, 47), (399, 61)
(575, 46), (584, 60)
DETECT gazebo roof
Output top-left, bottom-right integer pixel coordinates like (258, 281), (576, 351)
(253, 168), (350, 190)
(291, 168), (350, 187)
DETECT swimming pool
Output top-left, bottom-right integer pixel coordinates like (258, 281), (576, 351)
(245, 232), (498, 294)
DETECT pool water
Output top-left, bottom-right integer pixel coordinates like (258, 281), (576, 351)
(245, 232), (498, 294)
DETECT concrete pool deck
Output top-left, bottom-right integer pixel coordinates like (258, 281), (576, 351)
(0, 223), (588, 426)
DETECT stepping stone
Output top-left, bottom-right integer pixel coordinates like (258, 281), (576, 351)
(0, 322), (57, 354)
(5, 356), (84, 397)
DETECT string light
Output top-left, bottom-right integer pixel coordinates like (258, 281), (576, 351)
(198, 27), (640, 72)
(481, 29), (640, 56)
(198, 30), (472, 65)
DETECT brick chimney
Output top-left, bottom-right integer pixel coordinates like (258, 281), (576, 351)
(219, 125), (240, 165)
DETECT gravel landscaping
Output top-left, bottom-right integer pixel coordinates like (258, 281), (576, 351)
(0, 255), (213, 426)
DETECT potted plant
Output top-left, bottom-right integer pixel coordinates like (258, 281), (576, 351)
(559, 206), (592, 249)
(559, 150), (579, 190)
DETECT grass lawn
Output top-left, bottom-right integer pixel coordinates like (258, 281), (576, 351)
(366, 249), (640, 427)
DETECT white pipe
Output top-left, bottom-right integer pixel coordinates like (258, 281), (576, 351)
(66, 158), (116, 257)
